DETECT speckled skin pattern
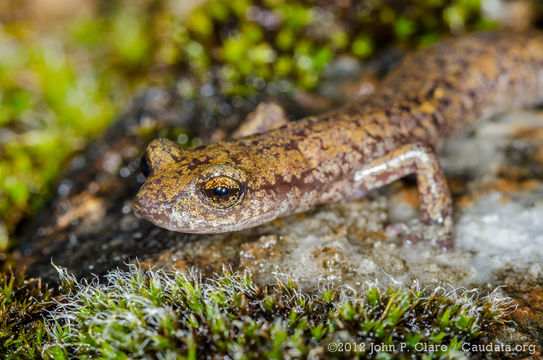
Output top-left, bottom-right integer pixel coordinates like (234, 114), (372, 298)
(134, 31), (543, 242)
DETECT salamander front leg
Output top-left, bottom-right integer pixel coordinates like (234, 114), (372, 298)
(232, 102), (288, 138)
(210, 102), (288, 142)
(354, 143), (453, 250)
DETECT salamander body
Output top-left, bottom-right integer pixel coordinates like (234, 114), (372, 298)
(133, 31), (543, 245)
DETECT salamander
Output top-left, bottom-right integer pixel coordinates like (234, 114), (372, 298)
(133, 31), (543, 248)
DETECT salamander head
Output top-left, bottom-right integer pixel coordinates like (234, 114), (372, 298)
(133, 138), (284, 233)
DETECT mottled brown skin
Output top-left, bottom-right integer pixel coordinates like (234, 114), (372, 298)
(133, 31), (543, 246)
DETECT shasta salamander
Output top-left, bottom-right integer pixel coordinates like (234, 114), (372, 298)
(133, 31), (543, 247)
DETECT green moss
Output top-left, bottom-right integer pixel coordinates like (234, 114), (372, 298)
(352, 35), (374, 58)
(395, 17), (417, 39)
(0, 270), (54, 359)
(0, 19), (125, 249)
(40, 265), (512, 359)
(0, 266), (525, 359)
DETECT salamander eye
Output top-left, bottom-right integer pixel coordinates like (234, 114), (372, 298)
(140, 154), (151, 178)
(202, 176), (244, 209)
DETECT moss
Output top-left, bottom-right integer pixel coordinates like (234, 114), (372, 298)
(0, 269), (54, 359)
(175, 0), (491, 96)
(0, 265), (528, 359)
(40, 265), (513, 359)
(0, 18), (127, 250)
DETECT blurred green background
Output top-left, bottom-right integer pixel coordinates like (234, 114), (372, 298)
(0, 0), (508, 251)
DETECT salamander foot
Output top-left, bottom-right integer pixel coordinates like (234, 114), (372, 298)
(386, 219), (454, 251)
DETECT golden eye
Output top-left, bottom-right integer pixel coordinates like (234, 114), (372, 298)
(201, 176), (244, 209)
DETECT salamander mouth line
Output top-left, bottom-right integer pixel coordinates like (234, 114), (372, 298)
(162, 204), (282, 233)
